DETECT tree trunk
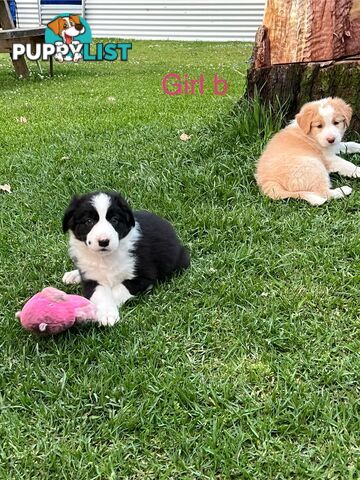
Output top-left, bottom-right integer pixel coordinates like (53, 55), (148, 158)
(245, 0), (360, 130)
(246, 60), (360, 130)
(260, 0), (360, 67)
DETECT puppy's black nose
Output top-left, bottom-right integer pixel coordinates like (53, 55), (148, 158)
(98, 239), (109, 247)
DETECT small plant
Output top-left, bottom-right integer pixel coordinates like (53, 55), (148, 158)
(232, 93), (286, 144)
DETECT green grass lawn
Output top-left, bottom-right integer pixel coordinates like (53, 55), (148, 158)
(0, 40), (360, 479)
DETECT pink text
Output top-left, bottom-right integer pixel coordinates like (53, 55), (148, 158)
(162, 73), (228, 96)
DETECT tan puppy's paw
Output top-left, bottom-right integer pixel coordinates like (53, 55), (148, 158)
(352, 167), (360, 178)
(330, 186), (352, 199)
(302, 193), (327, 206)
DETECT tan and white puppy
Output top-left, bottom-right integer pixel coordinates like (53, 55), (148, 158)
(256, 97), (360, 205)
(47, 15), (85, 62)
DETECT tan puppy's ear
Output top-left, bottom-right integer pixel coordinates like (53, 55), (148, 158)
(344, 105), (353, 127)
(332, 97), (353, 127)
(296, 106), (314, 134)
(70, 15), (81, 24)
(47, 17), (63, 36)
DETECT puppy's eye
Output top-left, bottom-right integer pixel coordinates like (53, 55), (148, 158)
(333, 121), (341, 126)
(110, 217), (120, 225)
(316, 125), (323, 129)
(85, 218), (95, 226)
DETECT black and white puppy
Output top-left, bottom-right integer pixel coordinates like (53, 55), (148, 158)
(62, 192), (190, 326)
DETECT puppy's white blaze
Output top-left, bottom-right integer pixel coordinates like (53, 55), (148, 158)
(86, 193), (118, 250)
(318, 104), (334, 125)
(61, 17), (84, 37)
(315, 101), (343, 148)
(91, 193), (111, 221)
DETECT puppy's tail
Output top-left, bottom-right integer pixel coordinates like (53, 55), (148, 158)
(261, 181), (302, 200)
(260, 182), (327, 205)
(177, 247), (190, 272)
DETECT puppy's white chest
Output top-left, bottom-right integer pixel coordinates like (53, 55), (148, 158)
(77, 250), (136, 287)
(69, 226), (140, 288)
(104, 250), (136, 286)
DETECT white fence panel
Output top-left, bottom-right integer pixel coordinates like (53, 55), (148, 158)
(41, 5), (83, 26)
(85, 0), (265, 41)
(16, 0), (265, 41)
(15, 0), (40, 28)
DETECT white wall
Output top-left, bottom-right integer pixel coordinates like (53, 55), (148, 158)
(16, 1), (83, 27)
(16, 0), (265, 42)
(41, 4), (83, 25)
(15, 0), (40, 28)
(86, 0), (265, 41)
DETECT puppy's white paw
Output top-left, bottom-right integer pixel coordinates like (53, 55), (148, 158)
(112, 283), (133, 306)
(352, 167), (360, 178)
(340, 186), (352, 196)
(73, 53), (82, 63)
(97, 306), (120, 327)
(347, 142), (360, 154)
(62, 269), (81, 285)
(330, 186), (352, 199)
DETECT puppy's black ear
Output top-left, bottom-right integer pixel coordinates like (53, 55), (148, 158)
(62, 196), (79, 233)
(114, 193), (135, 227)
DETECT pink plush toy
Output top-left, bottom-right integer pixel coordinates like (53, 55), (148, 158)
(16, 287), (97, 335)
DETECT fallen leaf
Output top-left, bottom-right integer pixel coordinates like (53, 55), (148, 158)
(320, 60), (334, 68)
(17, 116), (28, 124)
(61, 156), (70, 161)
(0, 184), (11, 193)
(108, 96), (116, 102)
(180, 133), (191, 142)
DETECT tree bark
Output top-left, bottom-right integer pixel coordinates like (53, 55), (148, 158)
(256, 0), (360, 67)
(245, 0), (360, 131)
(246, 60), (360, 131)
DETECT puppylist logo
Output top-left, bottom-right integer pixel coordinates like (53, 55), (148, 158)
(12, 14), (132, 63)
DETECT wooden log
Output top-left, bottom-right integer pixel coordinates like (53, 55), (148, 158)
(256, 0), (360, 67)
(246, 60), (360, 131)
(245, 0), (360, 130)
